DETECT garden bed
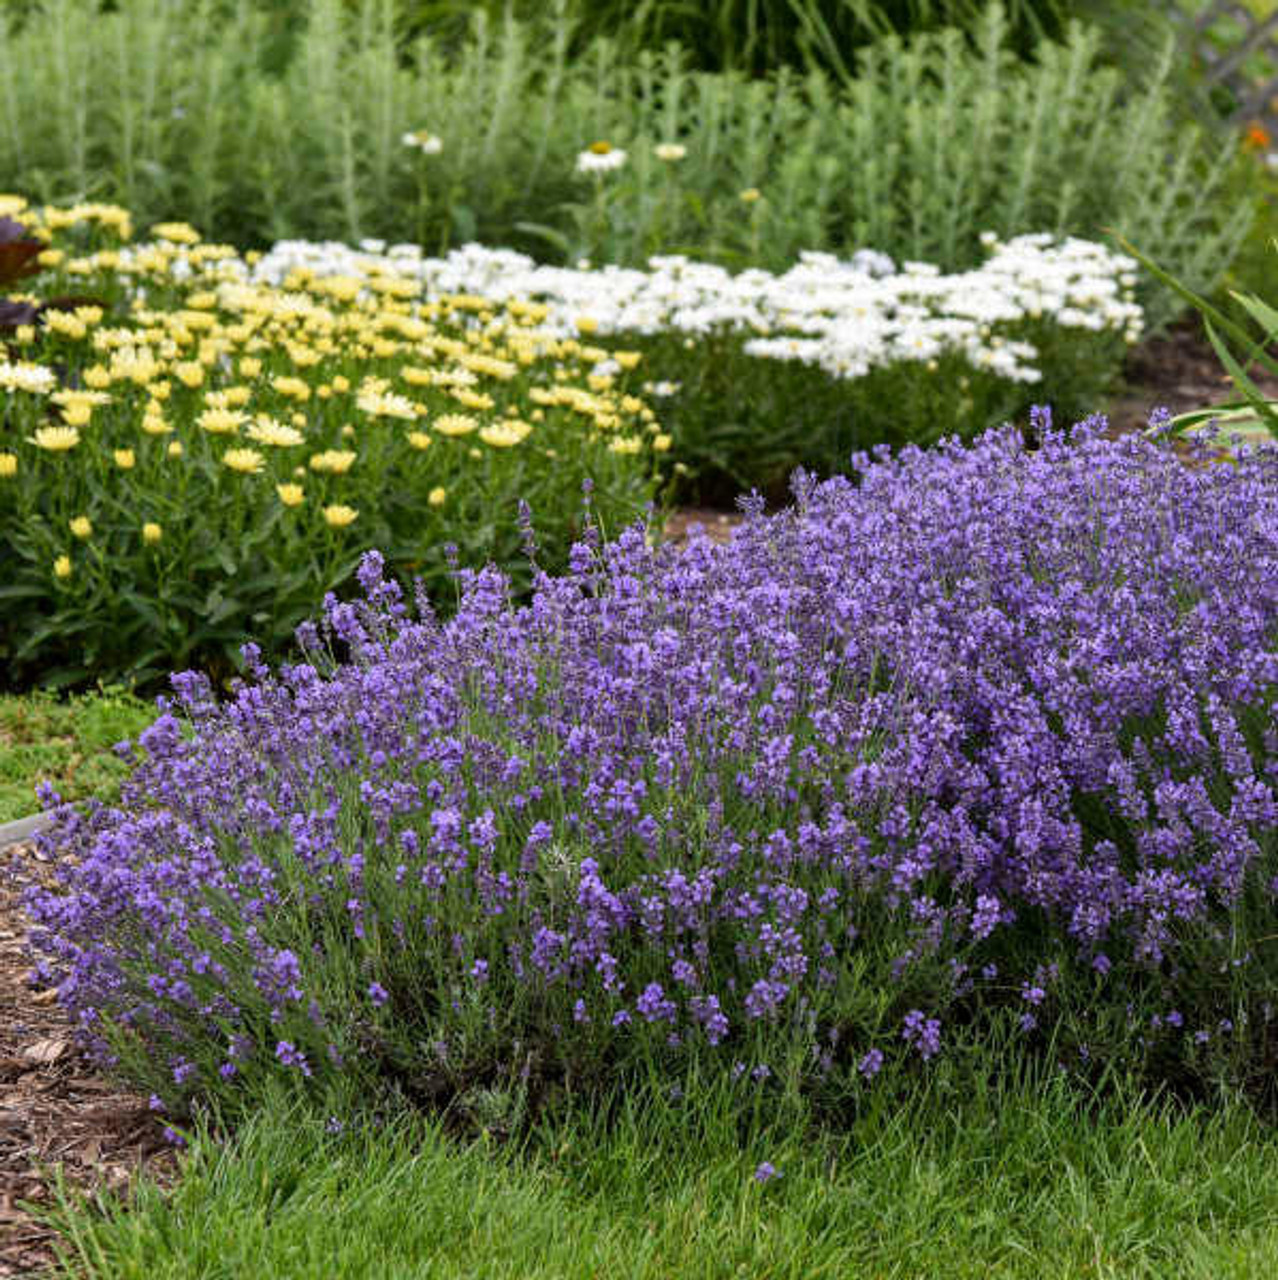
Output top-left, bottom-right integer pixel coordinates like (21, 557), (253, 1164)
(1, 233), (1275, 1280)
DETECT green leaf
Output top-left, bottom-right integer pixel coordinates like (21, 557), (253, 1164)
(1163, 400), (1260, 432)
(513, 220), (571, 257)
(1111, 233), (1261, 360)
(0, 583), (50, 602)
(205, 595), (246, 626)
(121, 590), (167, 630)
(1226, 291), (1278, 377)
(37, 665), (93, 692)
(1177, 418), (1278, 458)
(1203, 318), (1278, 440)
(450, 203), (477, 242)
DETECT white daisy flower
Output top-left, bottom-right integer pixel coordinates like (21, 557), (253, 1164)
(576, 141), (627, 174)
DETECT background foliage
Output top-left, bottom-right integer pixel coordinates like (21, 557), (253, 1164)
(0, 1), (1261, 328)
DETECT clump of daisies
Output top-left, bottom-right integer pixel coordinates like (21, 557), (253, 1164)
(251, 233), (1144, 384)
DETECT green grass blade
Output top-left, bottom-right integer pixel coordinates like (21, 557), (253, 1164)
(1113, 232), (1261, 354)
(1203, 316), (1278, 437)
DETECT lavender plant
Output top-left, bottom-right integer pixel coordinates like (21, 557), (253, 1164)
(26, 419), (1278, 1124)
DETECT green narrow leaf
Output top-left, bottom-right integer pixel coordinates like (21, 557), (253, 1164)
(512, 221), (571, 257)
(1112, 232), (1261, 356)
(1203, 318), (1278, 439)
(1225, 291), (1278, 378)
(122, 591), (167, 633)
(0, 583), (50, 602)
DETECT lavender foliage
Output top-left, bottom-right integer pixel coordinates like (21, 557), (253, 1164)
(26, 421), (1278, 1113)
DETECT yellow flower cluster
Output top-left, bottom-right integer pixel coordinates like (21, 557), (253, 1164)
(0, 196), (666, 584)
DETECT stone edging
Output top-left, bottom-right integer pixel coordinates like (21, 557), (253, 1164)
(0, 812), (53, 851)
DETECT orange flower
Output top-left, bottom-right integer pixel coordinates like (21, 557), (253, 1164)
(1243, 122), (1271, 151)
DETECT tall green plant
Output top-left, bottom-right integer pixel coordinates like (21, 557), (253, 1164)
(390, 0), (1166, 80)
(0, 0), (1260, 327)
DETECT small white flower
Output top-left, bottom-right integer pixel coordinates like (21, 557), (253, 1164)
(576, 141), (627, 174)
(654, 142), (686, 162)
(402, 130), (442, 154)
(0, 361), (57, 394)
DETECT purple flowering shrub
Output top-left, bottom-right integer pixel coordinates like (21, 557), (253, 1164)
(26, 420), (1278, 1118)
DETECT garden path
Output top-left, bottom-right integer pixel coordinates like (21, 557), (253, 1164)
(0, 839), (175, 1278)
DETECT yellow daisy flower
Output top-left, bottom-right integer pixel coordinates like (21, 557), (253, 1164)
(223, 448), (265, 474)
(151, 221), (201, 245)
(479, 421), (532, 448)
(433, 413), (478, 437)
(247, 417), (304, 448)
(198, 407), (246, 435)
(309, 449), (356, 474)
(323, 504), (358, 528)
(31, 425), (80, 452)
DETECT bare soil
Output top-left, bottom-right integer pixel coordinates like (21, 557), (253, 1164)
(1105, 317), (1278, 436)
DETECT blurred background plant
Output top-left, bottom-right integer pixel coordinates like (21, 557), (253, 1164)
(0, 0), (1266, 329)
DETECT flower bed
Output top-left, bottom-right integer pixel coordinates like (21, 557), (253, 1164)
(26, 420), (1278, 1120)
(0, 199), (661, 688)
(255, 234), (1143, 380)
(253, 234), (1145, 495)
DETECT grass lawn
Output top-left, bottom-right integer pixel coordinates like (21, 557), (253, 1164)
(43, 1064), (1278, 1279)
(0, 689), (155, 825)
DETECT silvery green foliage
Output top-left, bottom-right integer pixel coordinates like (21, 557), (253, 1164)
(0, 1), (1251, 324)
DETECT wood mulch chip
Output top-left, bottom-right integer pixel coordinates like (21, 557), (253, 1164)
(0, 840), (177, 1278)
(661, 506), (744, 546)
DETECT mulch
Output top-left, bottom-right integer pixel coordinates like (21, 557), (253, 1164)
(0, 317), (1274, 1276)
(0, 840), (176, 1278)
(1105, 318), (1278, 437)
